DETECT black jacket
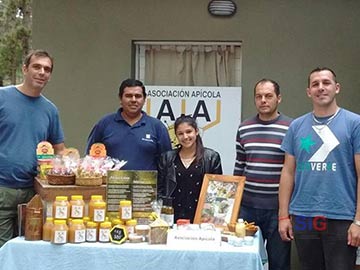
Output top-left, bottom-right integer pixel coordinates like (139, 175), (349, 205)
(157, 147), (223, 198)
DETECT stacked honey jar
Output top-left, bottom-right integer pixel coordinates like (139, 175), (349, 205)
(42, 195), (146, 244)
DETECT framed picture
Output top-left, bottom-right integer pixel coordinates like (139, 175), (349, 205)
(193, 174), (245, 229)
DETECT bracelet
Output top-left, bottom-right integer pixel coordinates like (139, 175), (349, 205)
(278, 216), (290, 221)
(353, 220), (360, 226)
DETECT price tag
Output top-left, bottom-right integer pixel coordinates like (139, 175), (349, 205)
(110, 225), (127, 244)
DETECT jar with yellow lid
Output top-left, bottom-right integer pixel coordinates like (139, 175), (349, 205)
(51, 219), (68, 244)
(86, 221), (98, 242)
(92, 201), (106, 223)
(53, 196), (70, 219)
(42, 217), (54, 241)
(98, 221), (112, 242)
(70, 195), (85, 219)
(88, 195), (104, 220)
(119, 200), (132, 221)
(83, 216), (90, 226)
(112, 218), (124, 227)
(125, 219), (137, 235)
(68, 219), (86, 243)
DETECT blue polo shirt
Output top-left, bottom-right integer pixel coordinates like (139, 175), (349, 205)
(86, 109), (172, 170)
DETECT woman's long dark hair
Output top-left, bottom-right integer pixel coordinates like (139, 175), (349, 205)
(174, 115), (204, 162)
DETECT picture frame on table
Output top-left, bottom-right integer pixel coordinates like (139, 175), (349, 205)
(193, 174), (245, 230)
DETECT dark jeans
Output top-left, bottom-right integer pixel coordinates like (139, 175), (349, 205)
(292, 216), (356, 270)
(240, 205), (291, 270)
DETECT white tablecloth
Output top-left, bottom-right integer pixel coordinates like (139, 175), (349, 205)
(0, 232), (267, 270)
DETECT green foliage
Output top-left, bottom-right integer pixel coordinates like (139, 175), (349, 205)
(0, 0), (32, 85)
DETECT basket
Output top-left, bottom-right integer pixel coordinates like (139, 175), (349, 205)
(75, 176), (103, 186)
(102, 175), (107, 184)
(47, 173), (75, 185)
(245, 228), (258, 236)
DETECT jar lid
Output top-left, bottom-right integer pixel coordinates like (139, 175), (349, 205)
(55, 196), (68, 201)
(72, 219), (84, 225)
(119, 200), (131, 206)
(93, 201), (106, 207)
(54, 220), (67, 225)
(90, 195), (103, 200)
(126, 219), (137, 226)
(71, 195), (83, 200)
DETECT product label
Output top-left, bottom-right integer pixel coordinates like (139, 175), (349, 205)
(53, 230), (67, 244)
(93, 209), (106, 222)
(74, 229), (86, 243)
(54, 206), (68, 219)
(86, 228), (97, 242)
(121, 206), (132, 220)
(99, 228), (110, 242)
(71, 205), (84, 218)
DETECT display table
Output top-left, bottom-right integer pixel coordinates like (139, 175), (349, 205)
(0, 233), (267, 270)
(34, 177), (106, 216)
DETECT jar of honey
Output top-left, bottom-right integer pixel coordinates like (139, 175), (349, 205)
(70, 195), (85, 219)
(53, 196), (70, 219)
(42, 217), (54, 241)
(51, 219), (68, 244)
(119, 200), (132, 221)
(98, 221), (112, 242)
(111, 218), (124, 227)
(68, 219), (86, 244)
(125, 219), (137, 235)
(92, 201), (106, 223)
(88, 195), (104, 220)
(86, 221), (98, 242)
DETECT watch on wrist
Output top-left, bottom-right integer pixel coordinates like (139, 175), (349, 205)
(353, 220), (360, 226)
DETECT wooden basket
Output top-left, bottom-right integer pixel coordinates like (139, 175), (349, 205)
(75, 176), (103, 186)
(47, 173), (75, 185)
(245, 228), (258, 236)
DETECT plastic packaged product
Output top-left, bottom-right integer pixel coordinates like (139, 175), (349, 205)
(119, 200), (132, 221)
(42, 217), (54, 241)
(70, 195), (85, 218)
(53, 196), (70, 219)
(86, 221), (98, 242)
(88, 195), (104, 220)
(235, 218), (246, 238)
(68, 219), (86, 243)
(51, 219), (68, 244)
(92, 201), (106, 222)
(160, 197), (174, 227)
(126, 219), (137, 235)
(99, 221), (112, 242)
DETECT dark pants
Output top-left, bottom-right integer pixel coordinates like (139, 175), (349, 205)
(292, 215), (356, 270)
(240, 205), (291, 270)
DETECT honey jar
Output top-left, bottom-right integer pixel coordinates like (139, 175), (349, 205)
(99, 221), (112, 242)
(86, 221), (98, 242)
(70, 195), (85, 218)
(53, 196), (70, 219)
(68, 219), (86, 244)
(92, 201), (106, 223)
(88, 195), (104, 220)
(42, 217), (54, 241)
(51, 219), (68, 244)
(119, 200), (132, 221)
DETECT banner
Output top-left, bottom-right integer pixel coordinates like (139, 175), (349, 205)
(145, 86), (242, 174)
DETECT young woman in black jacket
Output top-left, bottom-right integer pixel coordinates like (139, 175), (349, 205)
(157, 115), (222, 223)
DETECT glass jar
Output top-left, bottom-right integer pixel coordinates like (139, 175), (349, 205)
(88, 195), (104, 220)
(70, 195), (85, 219)
(160, 198), (174, 227)
(42, 217), (54, 241)
(119, 200), (132, 221)
(51, 219), (68, 244)
(98, 221), (112, 242)
(86, 221), (98, 242)
(92, 201), (106, 223)
(68, 219), (86, 243)
(53, 196), (70, 219)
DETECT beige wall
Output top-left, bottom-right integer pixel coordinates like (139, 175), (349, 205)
(32, 0), (360, 155)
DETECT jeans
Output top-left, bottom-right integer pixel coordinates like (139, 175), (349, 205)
(240, 205), (291, 270)
(0, 187), (35, 247)
(292, 216), (356, 270)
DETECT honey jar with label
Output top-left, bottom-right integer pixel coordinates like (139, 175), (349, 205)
(70, 195), (85, 219)
(53, 196), (70, 219)
(51, 219), (68, 244)
(42, 217), (54, 241)
(68, 219), (86, 244)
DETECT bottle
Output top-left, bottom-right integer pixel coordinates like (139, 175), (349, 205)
(88, 195), (104, 220)
(86, 221), (98, 242)
(42, 217), (54, 241)
(53, 196), (70, 219)
(235, 218), (246, 238)
(51, 219), (68, 244)
(68, 219), (86, 244)
(98, 221), (112, 242)
(70, 195), (85, 219)
(160, 197), (174, 227)
(92, 201), (107, 223)
(119, 200), (132, 221)
(125, 219), (137, 235)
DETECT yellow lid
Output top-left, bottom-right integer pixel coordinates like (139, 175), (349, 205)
(71, 195), (83, 200)
(112, 218), (124, 225)
(119, 200), (131, 206)
(83, 216), (90, 222)
(86, 221), (97, 227)
(126, 219), (137, 226)
(72, 219), (84, 225)
(54, 220), (67, 225)
(90, 195), (103, 200)
(45, 217), (54, 222)
(100, 221), (112, 228)
(55, 196), (68, 201)
(93, 201), (106, 207)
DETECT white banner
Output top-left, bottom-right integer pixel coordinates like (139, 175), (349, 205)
(145, 86), (242, 175)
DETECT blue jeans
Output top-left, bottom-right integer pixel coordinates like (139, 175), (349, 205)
(240, 205), (291, 270)
(292, 216), (356, 270)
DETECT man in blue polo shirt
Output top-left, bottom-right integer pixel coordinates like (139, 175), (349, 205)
(86, 78), (171, 170)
